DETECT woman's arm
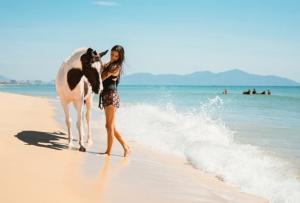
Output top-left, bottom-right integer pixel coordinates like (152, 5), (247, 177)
(101, 65), (120, 81)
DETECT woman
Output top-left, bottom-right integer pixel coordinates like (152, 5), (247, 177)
(99, 45), (130, 157)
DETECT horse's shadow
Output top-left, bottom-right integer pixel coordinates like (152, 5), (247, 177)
(15, 131), (67, 150)
(15, 131), (125, 157)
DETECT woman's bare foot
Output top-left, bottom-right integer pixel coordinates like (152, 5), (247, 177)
(104, 150), (111, 156)
(124, 146), (130, 157)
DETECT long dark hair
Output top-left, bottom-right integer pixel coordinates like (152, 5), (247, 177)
(110, 45), (125, 85)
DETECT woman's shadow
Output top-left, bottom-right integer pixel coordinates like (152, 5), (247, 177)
(15, 131), (67, 150)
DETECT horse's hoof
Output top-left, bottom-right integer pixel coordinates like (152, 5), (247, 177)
(79, 146), (86, 152)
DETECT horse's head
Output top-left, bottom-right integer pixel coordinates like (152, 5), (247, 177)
(85, 48), (108, 64)
(80, 48), (108, 94)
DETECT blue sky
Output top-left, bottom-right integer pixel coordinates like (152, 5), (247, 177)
(0, 0), (299, 81)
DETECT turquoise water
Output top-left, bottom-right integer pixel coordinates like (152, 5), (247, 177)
(2, 84), (299, 159)
(1, 84), (299, 162)
(1, 84), (300, 202)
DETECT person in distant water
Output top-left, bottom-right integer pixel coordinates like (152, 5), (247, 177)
(99, 45), (130, 157)
(223, 89), (228, 94)
(252, 88), (257, 94)
(267, 89), (271, 95)
(243, 89), (251, 95)
(260, 90), (266, 95)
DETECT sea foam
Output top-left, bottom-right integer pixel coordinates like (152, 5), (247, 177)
(117, 96), (300, 203)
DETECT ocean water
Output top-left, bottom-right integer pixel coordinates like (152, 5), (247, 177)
(1, 84), (300, 202)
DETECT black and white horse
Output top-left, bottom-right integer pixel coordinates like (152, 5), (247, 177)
(55, 48), (107, 151)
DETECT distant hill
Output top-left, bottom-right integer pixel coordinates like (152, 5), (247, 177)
(121, 69), (300, 86)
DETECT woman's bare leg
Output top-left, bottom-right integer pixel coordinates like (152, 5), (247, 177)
(114, 128), (130, 157)
(104, 105), (130, 157)
(104, 106), (116, 155)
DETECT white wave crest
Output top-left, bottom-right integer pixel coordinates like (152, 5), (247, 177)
(117, 97), (300, 203)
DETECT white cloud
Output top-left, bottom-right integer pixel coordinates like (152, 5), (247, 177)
(92, 1), (118, 7)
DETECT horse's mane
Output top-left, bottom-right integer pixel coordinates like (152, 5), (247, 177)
(63, 47), (87, 69)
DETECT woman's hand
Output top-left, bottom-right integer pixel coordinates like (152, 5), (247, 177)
(101, 64), (120, 81)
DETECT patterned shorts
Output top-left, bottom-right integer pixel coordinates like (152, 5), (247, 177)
(99, 90), (120, 109)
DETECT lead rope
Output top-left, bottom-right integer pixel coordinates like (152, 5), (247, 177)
(99, 91), (103, 109)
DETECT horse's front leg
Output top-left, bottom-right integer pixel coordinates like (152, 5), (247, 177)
(85, 96), (93, 146)
(74, 98), (86, 152)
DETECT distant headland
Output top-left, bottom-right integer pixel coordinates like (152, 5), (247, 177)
(121, 69), (299, 86)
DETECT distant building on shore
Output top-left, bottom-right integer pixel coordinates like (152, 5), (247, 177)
(0, 79), (46, 85)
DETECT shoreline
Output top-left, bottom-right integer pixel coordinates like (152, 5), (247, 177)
(0, 92), (267, 203)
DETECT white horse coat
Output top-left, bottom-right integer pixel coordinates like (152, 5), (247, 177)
(56, 48), (106, 151)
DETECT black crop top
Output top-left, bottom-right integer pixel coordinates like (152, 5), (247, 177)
(103, 75), (118, 91)
(102, 63), (120, 91)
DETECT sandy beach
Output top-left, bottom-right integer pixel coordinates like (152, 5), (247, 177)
(0, 92), (268, 203)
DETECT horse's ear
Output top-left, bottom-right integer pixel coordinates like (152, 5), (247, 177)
(87, 48), (93, 56)
(84, 67), (100, 94)
(81, 49), (94, 66)
(99, 50), (108, 57)
(67, 68), (83, 90)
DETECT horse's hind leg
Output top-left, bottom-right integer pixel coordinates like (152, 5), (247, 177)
(61, 100), (74, 148)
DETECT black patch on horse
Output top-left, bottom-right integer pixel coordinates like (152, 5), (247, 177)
(67, 48), (108, 93)
(67, 67), (100, 93)
(83, 81), (88, 97)
(83, 66), (100, 94)
(67, 68), (83, 90)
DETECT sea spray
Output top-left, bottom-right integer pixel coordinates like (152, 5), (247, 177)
(117, 96), (300, 203)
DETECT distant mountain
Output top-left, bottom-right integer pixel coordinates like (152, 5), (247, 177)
(121, 69), (299, 86)
(1, 70), (299, 86)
